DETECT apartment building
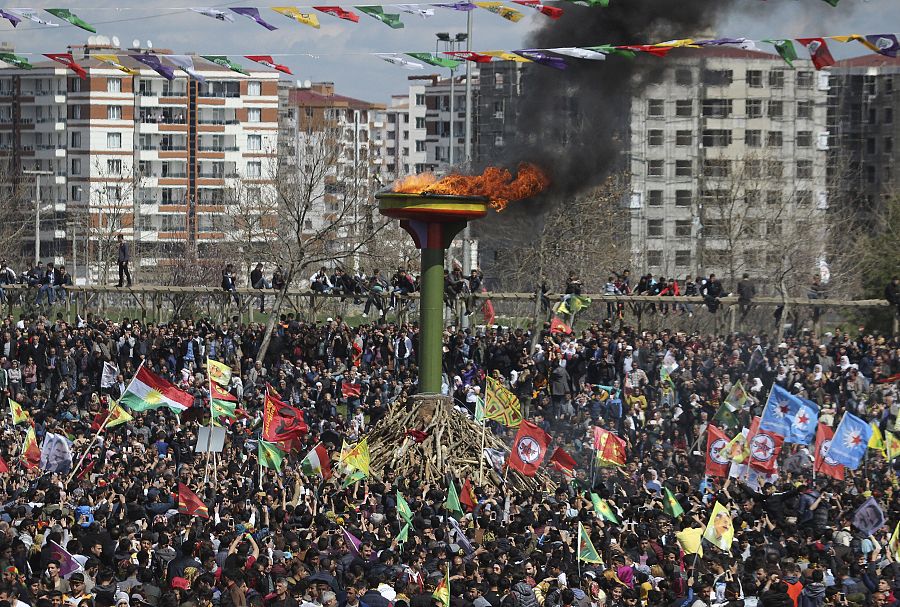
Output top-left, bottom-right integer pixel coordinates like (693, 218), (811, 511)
(628, 48), (830, 282)
(374, 82), (430, 184)
(827, 55), (900, 216)
(0, 42), (280, 281)
(475, 62), (524, 165)
(411, 73), (479, 173)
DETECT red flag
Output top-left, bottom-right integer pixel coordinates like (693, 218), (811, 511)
(460, 478), (477, 512)
(211, 382), (237, 402)
(550, 317), (572, 334)
(262, 393), (308, 443)
(313, 6), (360, 21)
(352, 340), (363, 366)
(90, 410), (109, 432)
(511, 0), (563, 18)
(178, 483), (209, 518)
(76, 459), (95, 480)
(45, 53), (86, 79)
(616, 45), (674, 57)
(705, 425), (731, 478)
(814, 423), (845, 480)
(508, 420), (550, 477)
(483, 299), (496, 326)
(406, 428), (429, 443)
(0, 456), (8, 474)
(549, 447), (577, 476)
(341, 382), (362, 399)
(797, 38), (836, 70)
(445, 51), (494, 63)
(245, 55), (293, 74)
(746, 416), (783, 474)
(598, 431), (627, 466)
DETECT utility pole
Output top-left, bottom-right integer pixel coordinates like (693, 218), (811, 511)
(23, 169), (54, 266)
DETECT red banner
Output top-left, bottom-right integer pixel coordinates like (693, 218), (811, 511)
(814, 423), (845, 480)
(747, 416), (783, 474)
(706, 425), (731, 478)
(508, 420), (550, 477)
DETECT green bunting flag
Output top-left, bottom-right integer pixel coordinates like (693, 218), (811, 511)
(0, 53), (32, 69)
(663, 487), (685, 519)
(578, 521), (603, 563)
(820, 0), (840, 5)
(765, 39), (799, 67)
(406, 52), (461, 68)
(446, 480), (464, 516)
(357, 6), (404, 28)
(45, 8), (96, 32)
(586, 45), (635, 58)
(591, 493), (620, 524)
(202, 56), (250, 75)
(397, 490), (414, 524)
(258, 440), (285, 472)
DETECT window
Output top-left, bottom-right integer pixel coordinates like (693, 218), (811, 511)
(746, 99), (763, 118)
(71, 131), (81, 148)
(675, 190), (692, 207)
(745, 190), (760, 206)
(675, 69), (693, 85)
(415, 94), (425, 106)
(70, 185), (82, 202)
(107, 78), (121, 93)
(107, 105), (122, 120)
(247, 81), (261, 96)
(796, 71), (814, 88)
(647, 130), (664, 146)
(676, 130), (692, 146)
(797, 160), (813, 179)
(767, 160), (783, 178)
(648, 99), (664, 117)
(886, 108), (894, 124)
(767, 221), (782, 237)
(647, 160), (664, 177)
(868, 109), (877, 125)
(675, 100), (693, 116)
(494, 73), (504, 87)
(746, 70), (763, 87)
(675, 250), (692, 267)
(675, 160), (692, 176)
(702, 69), (732, 86)
(886, 137), (893, 154)
(766, 191), (781, 206)
(704, 219), (725, 238)
(69, 105), (81, 120)
(797, 101), (813, 119)
(647, 219), (664, 237)
(107, 132), (121, 148)
(415, 117), (425, 129)
(702, 99), (732, 118)
(248, 134), (262, 151)
(703, 159), (731, 178)
(766, 131), (783, 147)
(745, 159), (762, 178)
(71, 158), (81, 175)
(69, 77), (81, 93)
(246, 161), (262, 178)
(105, 185), (122, 201)
(796, 190), (813, 205)
(768, 100), (783, 118)
(107, 159), (122, 174)
(745, 130), (762, 147)
(796, 131), (812, 147)
(248, 108), (261, 123)
(647, 190), (663, 206)
(867, 138), (876, 154)
(647, 250), (663, 267)
(415, 140), (426, 152)
(702, 129), (732, 147)
(768, 70), (785, 88)
(675, 220), (692, 238)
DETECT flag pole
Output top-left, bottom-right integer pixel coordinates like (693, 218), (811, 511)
(478, 415), (486, 485)
(67, 410), (112, 485)
(204, 359), (215, 484)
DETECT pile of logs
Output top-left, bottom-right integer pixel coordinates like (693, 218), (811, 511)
(366, 394), (555, 492)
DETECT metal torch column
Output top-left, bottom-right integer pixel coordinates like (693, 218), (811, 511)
(418, 245), (445, 394)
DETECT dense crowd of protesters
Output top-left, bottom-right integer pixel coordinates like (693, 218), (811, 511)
(0, 266), (897, 607)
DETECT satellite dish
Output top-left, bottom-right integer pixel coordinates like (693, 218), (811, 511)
(112, 36), (120, 47)
(132, 39), (140, 48)
(88, 35), (97, 45)
(303, 79), (311, 88)
(146, 40), (153, 49)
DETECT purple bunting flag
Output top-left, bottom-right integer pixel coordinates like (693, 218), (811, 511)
(0, 9), (21, 27)
(435, 1), (478, 10)
(514, 49), (567, 69)
(130, 54), (176, 81)
(865, 34), (900, 58)
(231, 7), (278, 30)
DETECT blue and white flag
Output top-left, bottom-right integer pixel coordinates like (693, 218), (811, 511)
(760, 384), (819, 444)
(829, 412), (873, 470)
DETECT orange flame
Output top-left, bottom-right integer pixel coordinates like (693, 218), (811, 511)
(392, 163), (550, 211)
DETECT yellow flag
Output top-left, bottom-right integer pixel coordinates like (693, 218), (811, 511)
(93, 53), (137, 74)
(703, 501), (734, 551)
(9, 399), (27, 425)
(483, 376), (522, 427)
(482, 50), (530, 61)
(886, 432), (900, 462)
(105, 403), (133, 429)
(432, 565), (450, 607)
(869, 422), (886, 454)
(272, 6), (321, 28)
(675, 527), (704, 557)
(342, 437), (370, 477)
(830, 35), (881, 53)
(890, 522), (900, 561)
(207, 358), (232, 387)
(474, 3), (524, 22)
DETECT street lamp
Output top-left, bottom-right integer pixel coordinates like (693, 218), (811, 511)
(435, 32), (468, 168)
(22, 169), (55, 266)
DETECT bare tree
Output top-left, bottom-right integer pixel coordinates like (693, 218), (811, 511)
(0, 160), (38, 268)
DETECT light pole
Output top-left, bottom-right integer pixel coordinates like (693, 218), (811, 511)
(436, 32), (467, 168)
(22, 169), (54, 266)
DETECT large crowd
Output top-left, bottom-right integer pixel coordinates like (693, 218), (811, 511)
(0, 283), (897, 607)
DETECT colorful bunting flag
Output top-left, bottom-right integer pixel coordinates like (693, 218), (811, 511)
(376, 53), (424, 70)
(200, 55), (249, 75)
(272, 7), (321, 28)
(797, 37), (836, 70)
(314, 6), (361, 22)
(94, 54), (137, 75)
(474, 2), (524, 21)
(434, 1), (478, 10)
(866, 34), (900, 58)
(577, 521), (603, 563)
(511, 0), (562, 18)
(190, 7), (235, 22)
(45, 53), (86, 79)
(514, 50), (567, 69)
(131, 54), (176, 80)
(164, 56), (205, 82)
(549, 47), (607, 60)
(445, 50), (494, 63)
(830, 34), (881, 54)
(358, 6), (404, 28)
(394, 4), (435, 17)
(231, 7), (279, 30)
(9, 9), (58, 27)
(45, 8), (95, 32)
(407, 52), (461, 68)
(0, 10), (22, 27)
(765, 39), (799, 67)
(246, 55), (294, 74)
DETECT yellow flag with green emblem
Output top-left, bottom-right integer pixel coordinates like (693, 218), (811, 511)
(484, 376), (522, 427)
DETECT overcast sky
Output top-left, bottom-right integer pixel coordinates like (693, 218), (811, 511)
(1, 0), (898, 102)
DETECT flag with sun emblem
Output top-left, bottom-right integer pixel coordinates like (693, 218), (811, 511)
(829, 412), (872, 470)
(120, 365), (194, 414)
(760, 384), (819, 445)
(507, 420), (550, 477)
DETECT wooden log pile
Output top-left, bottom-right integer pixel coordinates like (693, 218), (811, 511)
(366, 394), (555, 492)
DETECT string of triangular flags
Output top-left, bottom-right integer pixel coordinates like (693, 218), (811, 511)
(3, 34), (897, 78)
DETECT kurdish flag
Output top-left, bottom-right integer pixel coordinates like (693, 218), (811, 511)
(121, 366), (193, 414)
(577, 521), (603, 563)
(433, 565), (450, 607)
(301, 443), (332, 479)
(258, 440), (286, 472)
(9, 399), (27, 424)
(591, 493), (619, 523)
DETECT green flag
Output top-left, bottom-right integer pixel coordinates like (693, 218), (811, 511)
(724, 380), (749, 411)
(445, 480), (463, 516)
(0, 53), (32, 69)
(258, 440), (285, 472)
(765, 39), (799, 67)
(713, 399), (741, 434)
(397, 490), (413, 524)
(474, 396), (486, 424)
(406, 52), (461, 68)
(820, 0), (840, 5)
(585, 45), (635, 58)
(342, 469), (367, 488)
(578, 521), (603, 563)
(210, 399), (237, 425)
(45, 8), (96, 32)
(590, 493), (619, 524)
(397, 522), (410, 547)
(201, 56), (250, 75)
(663, 487), (685, 519)
(357, 6), (404, 28)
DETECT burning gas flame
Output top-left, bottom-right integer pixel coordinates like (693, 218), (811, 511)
(392, 163), (550, 211)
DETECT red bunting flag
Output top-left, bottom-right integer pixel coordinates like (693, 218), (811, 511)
(313, 6), (360, 21)
(746, 415), (783, 474)
(549, 446), (577, 476)
(406, 428), (429, 443)
(550, 317), (572, 334)
(44, 53), (86, 79)
(245, 55), (293, 74)
(262, 392), (309, 444)
(796, 37), (836, 70)
(814, 423), (845, 480)
(705, 424), (731, 478)
(178, 483), (209, 518)
(616, 45), (675, 57)
(511, 0), (563, 18)
(445, 51), (494, 63)
(508, 420), (550, 477)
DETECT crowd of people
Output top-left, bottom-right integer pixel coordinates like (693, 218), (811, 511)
(0, 275), (897, 607)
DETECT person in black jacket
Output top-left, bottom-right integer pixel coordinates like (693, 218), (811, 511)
(222, 264), (241, 306)
(702, 274), (725, 313)
(886, 276), (900, 316)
